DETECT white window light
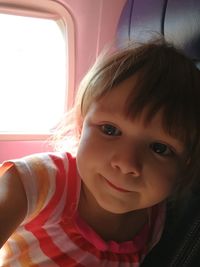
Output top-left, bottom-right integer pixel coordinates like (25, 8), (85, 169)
(0, 1), (75, 140)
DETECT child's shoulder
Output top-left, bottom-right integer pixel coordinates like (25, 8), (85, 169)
(2, 151), (74, 169)
(0, 162), (27, 248)
(0, 151), (76, 226)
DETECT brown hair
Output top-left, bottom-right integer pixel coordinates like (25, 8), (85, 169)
(59, 38), (200, 197)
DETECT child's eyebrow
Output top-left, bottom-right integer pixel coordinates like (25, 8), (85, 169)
(91, 102), (123, 116)
(91, 109), (123, 122)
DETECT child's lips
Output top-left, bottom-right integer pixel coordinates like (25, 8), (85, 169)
(104, 178), (131, 193)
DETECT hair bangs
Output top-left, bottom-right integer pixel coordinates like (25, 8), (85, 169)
(123, 56), (200, 153)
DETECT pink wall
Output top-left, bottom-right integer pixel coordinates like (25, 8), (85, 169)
(0, 0), (126, 163)
(61, 0), (126, 87)
(0, 141), (53, 162)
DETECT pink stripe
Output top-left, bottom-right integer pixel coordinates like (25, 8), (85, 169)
(59, 218), (141, 263)
(25, 154), (67, 228)
(30, 227), (85, 267)
(24, 154), (85, 266)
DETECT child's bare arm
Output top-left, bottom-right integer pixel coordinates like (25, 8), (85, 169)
(0, 164), (27, 248)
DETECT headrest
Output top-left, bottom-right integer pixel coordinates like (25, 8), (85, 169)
(117, 0), (200, 68)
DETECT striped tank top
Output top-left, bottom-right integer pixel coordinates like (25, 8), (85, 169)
(0, 152), (165, 266)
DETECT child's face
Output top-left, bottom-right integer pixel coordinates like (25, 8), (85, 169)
(76, 75), (186, 214)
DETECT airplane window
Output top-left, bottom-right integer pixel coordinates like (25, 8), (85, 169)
(0, 13), (67, 134)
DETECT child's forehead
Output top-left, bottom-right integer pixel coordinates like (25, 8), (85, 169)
(99, 74), (139, 106)
(96, 74), (155, 121)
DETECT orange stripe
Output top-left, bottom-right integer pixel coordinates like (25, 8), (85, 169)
(12, 233), (40, 267)
(28, 158), (51, 220)
(25, 154), (83, 266)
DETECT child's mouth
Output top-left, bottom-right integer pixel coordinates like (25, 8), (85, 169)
(105, 178), (131, 193)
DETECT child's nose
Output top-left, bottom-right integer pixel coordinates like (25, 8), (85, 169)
(110, 144), (142, 176)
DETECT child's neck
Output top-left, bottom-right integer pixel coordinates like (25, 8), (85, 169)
(78, 185), (148, 243)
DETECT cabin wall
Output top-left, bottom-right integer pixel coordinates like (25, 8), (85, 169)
(62, 0), (126, 87)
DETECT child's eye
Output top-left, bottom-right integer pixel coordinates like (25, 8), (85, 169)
(100, 124), (121, 136)
(150, 142), (174, 156)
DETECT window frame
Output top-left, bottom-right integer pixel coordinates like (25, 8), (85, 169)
(0, 0), (75, 141)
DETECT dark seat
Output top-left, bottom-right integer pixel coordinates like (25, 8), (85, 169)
(117, 0), (200, 69)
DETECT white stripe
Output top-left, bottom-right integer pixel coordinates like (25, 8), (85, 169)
(10, 158), (39, 221)
(13, 153), (57, 223)
(45, 155), (69, 225)
(44, 224), (101, 266)
(44, 224), (139, 267)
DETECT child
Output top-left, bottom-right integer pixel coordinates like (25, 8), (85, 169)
(1, 38), (200, 267)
